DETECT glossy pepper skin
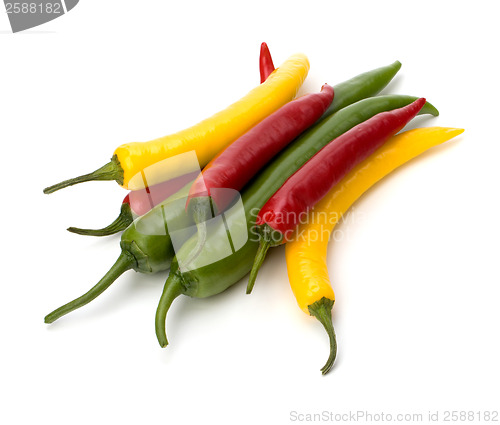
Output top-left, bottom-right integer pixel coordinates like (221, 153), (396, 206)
(320, 61), (401, 121)
(154, 96), (439, 348)
(67, 171), (199, 237)
(286, 127), (464, 374)
(186, 85), (334, 223)
(247, 98), (430, 292)
(260, 42), (275, 83)
(43, 53), (310, 194)
(67, 49), (278, 237)
(182, 60), (405, 221)
(182, 84), (333, 267)
(45, 66), (412, 327)
(44, 181), (195, 323)
(162, 63), (406, 269)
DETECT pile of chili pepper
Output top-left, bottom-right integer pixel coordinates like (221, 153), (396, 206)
(43, 43), (463, 375)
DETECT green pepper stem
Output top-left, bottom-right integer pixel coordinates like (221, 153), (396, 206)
(44, 252), (134, 324)
(155, 272), (184, 348)
(67, 202), (133, 237)
(43, 155), (123, 194)
(308, 297), (337, 375)
(246, 238), (271, 294)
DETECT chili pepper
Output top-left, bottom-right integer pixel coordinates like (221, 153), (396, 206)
(67, 49), (278, 237)
(178, 61), (403, 268)
(67, 171), (199, 237)
(44, 70), (431, 326)
(320, 60), (401, 121)
(44, 180), (195, 323)
(260, 42), (275, 83)
(154, 96), (438, 348)
(182, 59), (403, 252)
(43, 53), (310, 194)
(184, 60), (404, 220)
(247, 98), (427, 293)
(285, 127), (464, 374)
(183, 84), (334, 266)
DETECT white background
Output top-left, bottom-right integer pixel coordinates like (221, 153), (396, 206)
(1, 1), (499, 424)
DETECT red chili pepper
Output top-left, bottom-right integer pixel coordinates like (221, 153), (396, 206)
(187, 84), (334, 216)
(247, 97), (427, 293)
(67, 171), (199, 236)
(183, 84), (334, 266)
(188, 84), (334, 213)
(260, 42), (275, 83)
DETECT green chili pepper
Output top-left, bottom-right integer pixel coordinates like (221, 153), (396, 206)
(44, 182), (195, 323)
(44, 63), (406, 324)
(320, 60), (402, 119)
(155, 94), (439, 347)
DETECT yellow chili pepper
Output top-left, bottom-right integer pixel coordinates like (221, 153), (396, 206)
(285, 126), (464, 374)
(44, 53), (309, 193)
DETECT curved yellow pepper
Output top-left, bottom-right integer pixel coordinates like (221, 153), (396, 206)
(118, 53), (309, 189)
(285, 126), (464, 374)
(44, 53), (309, 194)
